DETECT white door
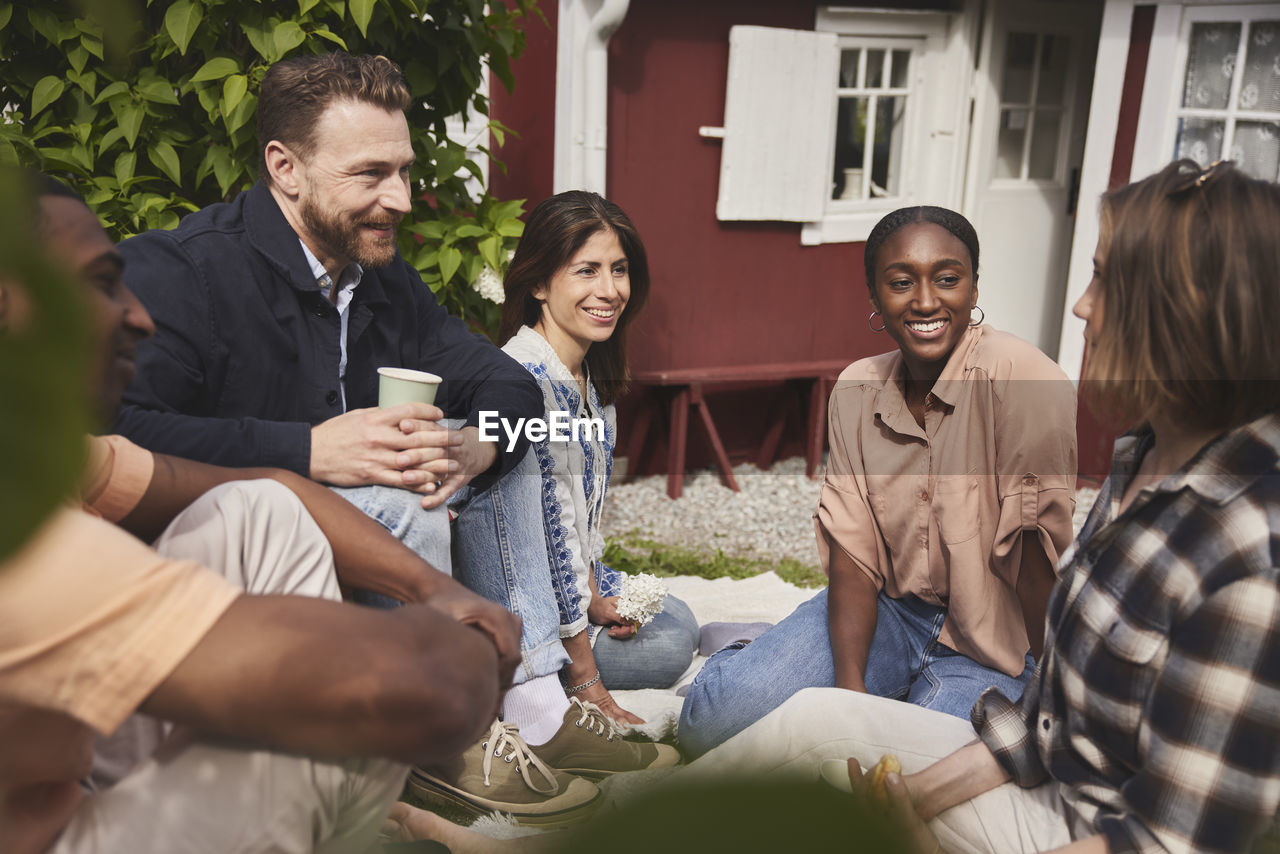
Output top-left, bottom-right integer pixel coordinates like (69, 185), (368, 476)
(965, 0), (1102, 357)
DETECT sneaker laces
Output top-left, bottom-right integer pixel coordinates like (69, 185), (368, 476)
(567, 696), (621, 742)
(481, 718), (559, 795)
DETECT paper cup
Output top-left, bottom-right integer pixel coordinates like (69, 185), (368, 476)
(377, 367), (441, 408)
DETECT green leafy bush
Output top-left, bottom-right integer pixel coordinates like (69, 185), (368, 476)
(0, 0), (534, 337)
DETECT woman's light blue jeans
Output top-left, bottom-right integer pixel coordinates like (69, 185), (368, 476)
(678, 587), (1035, 758)
(593, 594), (699, 690)
(335, 444), (699, 690)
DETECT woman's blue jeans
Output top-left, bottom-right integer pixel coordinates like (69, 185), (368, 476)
(678, 587), (1035, 758)
(335, 444), (698, 690)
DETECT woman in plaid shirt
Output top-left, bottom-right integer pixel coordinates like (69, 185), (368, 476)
(885, 160), (1280, 852)
(692, 160), (1280, 854)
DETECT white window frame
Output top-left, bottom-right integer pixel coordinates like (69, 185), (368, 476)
(1166, 5), (1280, 173)
(1132, 3), (1280, 182)
(802, 7), (967, 245)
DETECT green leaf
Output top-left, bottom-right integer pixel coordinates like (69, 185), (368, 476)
(348, 0), (375, 36)
(0, 5), (12, 31)
(137, 79), (180, 105)
(407, 221), (446, 240)
(478, 234), (502, 270)
(164, 0), (203, 55)
(31, 76), (65, 116)
(207, 145), (239, 196)
(434, 146), (465, 180)
(190, 56), (240, 83)
(454, 223), (487, 238)
(96, 126), (125, 153)
(310, 25), (348, 49)
(92, 80), (130, 105)
(67, 43), (89, 74)
(80, 35), (103, 60)
(221, 74), (247, 115)
(240, 20), (274, 61)
(223, 92), (255, 134)
(438, 245), (462, 284)
(496, 218), (524, 237)
(298, 0), (321, 14)
(71, 143), (93, 171)
(114, 148), (137, 184)
(68, 70), (98, 99)
(27, 8), (64, 44)
(114, 101), (143, 148)
(272, 20), (305, 56)
(0, 139), (19, 166)
(149, 140), (182, 185)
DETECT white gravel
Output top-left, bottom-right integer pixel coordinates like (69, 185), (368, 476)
(603, 456), (1099, 570)
(603, 456), (824, 567)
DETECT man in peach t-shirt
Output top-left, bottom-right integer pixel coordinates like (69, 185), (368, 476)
(0, 174), (521, 853)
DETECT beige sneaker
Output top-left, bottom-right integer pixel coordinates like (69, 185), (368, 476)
(408, 718), (600, 827)
(531, 697), (682, 780)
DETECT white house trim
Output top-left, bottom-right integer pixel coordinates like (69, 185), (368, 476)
(1129, 4), (1185, 181)
(554, 0), (630, 195)
(1057, 0), (1135, 379)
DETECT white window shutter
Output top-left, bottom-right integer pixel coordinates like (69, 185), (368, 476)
(715, 26), (839, 222)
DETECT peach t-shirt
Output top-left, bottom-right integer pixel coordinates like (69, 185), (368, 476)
(0, 436), (239, 853)
(815, 325), (1077, 677)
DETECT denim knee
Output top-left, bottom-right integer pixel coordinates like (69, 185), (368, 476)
(330, 484), (451, 573)
(594, 595), (700, 690)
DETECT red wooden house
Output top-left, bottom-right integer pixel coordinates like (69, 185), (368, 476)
(486, 0), (1280, 494)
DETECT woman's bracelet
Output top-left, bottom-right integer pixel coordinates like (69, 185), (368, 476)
(562, 671), (601, 695)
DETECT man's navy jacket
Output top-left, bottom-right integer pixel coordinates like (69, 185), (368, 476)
(114, 181), (542, 483)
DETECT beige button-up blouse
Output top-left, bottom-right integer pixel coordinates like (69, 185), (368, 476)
(815, 325), (1077, 676)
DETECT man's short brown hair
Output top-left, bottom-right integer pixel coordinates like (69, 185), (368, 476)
(1085, 159), (1280, 431)
(256, 52), (411, 183)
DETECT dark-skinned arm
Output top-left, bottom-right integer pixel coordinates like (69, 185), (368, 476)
(1015, 536), (1055, 659)
(139, 595), (501, 764)
(117, 451), (521, 689)
(827, 545), (881, 693)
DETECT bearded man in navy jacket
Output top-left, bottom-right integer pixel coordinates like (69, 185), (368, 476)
(111, 52), (640, 821)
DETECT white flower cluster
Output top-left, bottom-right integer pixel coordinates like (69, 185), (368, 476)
(616, 572), (667, 627)
(472, 264), (505, 305)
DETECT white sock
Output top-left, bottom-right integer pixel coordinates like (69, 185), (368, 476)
(502, 674), (569, 746)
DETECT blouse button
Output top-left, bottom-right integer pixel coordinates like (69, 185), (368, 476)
(1041, 717), (1051, 731)
(1023, 474), (1038, 486)
(325, 390), (339, 406)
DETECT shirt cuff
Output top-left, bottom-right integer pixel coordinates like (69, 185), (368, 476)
(971, 685), (1050, 788)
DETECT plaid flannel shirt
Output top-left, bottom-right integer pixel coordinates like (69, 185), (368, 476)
(972, 414), (1280, 854)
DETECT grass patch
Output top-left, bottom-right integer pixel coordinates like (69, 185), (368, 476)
(603, 537), (826, 589)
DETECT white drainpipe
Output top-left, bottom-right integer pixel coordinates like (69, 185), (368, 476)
(582, 0), (630, 194)
(556, 0), (630, 194)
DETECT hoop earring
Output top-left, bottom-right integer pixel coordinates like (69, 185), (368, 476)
(868, 311), (886, 332)
(969, 305), (985, 327)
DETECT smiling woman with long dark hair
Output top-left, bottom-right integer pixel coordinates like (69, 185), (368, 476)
(497, 190), (700, 727)
(678, 206), (1078, 758)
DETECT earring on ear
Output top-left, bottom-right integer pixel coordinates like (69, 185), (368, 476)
(868, 311), (886, 332)
(969, 305), (985, 327)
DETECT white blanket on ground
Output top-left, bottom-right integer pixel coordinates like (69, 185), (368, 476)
(612, 572), (815, 740)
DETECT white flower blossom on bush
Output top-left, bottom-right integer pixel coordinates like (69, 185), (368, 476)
(472, 264), (505, 304)
(617, 573), (667, 627)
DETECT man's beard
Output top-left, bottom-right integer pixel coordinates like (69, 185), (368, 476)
(299, 196), (401, 269)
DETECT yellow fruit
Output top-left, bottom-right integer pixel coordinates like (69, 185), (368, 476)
(869, 754), (901, 794)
